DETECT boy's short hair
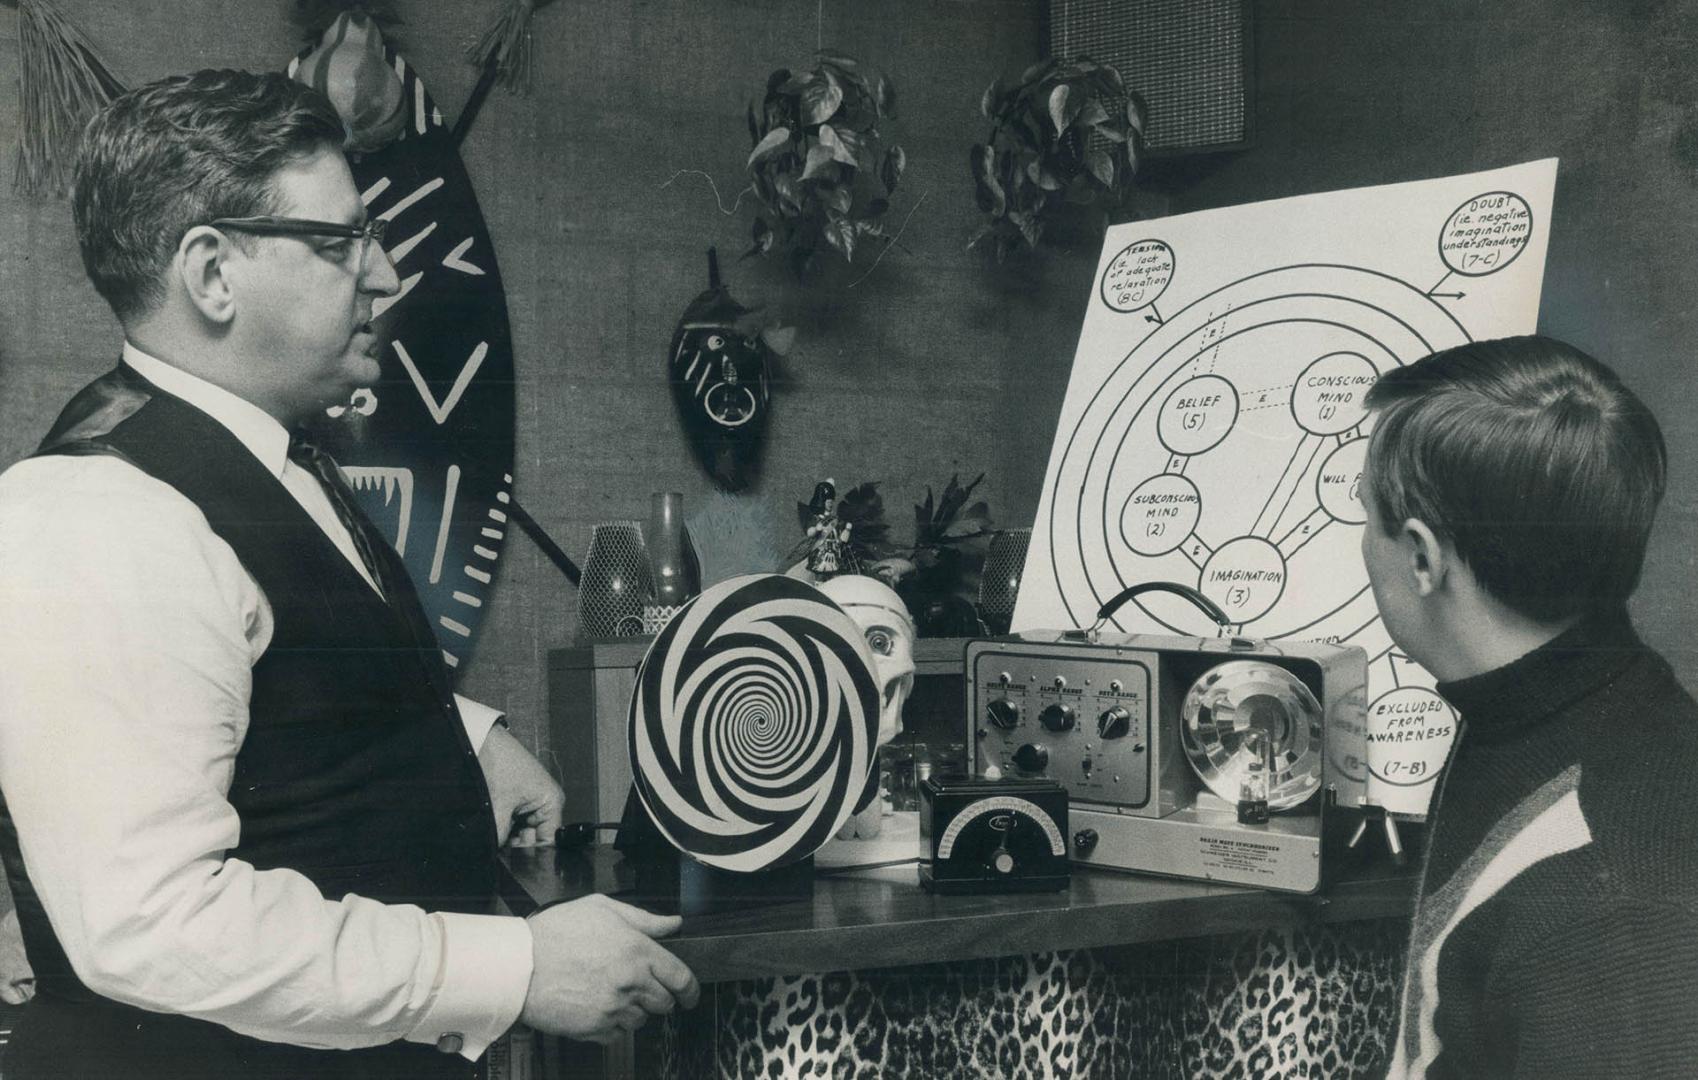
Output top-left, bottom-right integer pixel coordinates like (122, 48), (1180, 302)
(72, 69), (344, 322)
(1364, 335), (1667, 622)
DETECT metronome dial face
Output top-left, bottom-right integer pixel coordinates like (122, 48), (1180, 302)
(936, 796), (1066, 875)
(1181, 660), (1324, 810)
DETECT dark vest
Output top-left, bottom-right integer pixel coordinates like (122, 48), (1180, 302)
(0, 365), (498, 1079)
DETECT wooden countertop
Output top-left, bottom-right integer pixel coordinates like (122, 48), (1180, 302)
(500, 839), (1418, 984)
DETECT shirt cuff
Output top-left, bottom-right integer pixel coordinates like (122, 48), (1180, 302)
(407, 911), (534, 1061)
(455, 694), (505, 754)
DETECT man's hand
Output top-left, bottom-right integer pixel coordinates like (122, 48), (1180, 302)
(520, 894), (699, 1043)
(0, 908), (34, 1005)
(477, 724), (565, 847)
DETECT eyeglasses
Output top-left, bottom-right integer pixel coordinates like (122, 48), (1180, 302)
(207, 215), (391, 275)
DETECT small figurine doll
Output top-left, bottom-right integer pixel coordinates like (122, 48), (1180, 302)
(803, 479), (854, 577)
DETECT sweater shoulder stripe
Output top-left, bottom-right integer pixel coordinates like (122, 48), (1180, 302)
(1389, 764), (1591, 1079)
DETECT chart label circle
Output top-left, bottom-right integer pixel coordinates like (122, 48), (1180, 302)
(1439, 191), (1533, 277)
(1122, 474), (1201, 556)
(1365, 687), (1455, 786)
(1100, 239), (1176, 313)
(1200, 536), (1287, 623)
(1316, 438), (1369, 524)
(1291, 352), (1377, 435)
(1158, 375), (1238, 455)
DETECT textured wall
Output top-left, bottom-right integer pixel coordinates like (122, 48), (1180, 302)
(5, 0), (1689, 768)
(0, 0), (1095, 762)
(1165, 0), (1698, 689)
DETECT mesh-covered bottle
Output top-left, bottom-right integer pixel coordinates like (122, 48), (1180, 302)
(579, 521), (651, 638)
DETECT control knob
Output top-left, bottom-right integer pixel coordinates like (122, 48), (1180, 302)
(1011, 743), (1049, 773)
(1097, 706), (1132, 740)
(985, 699), (1021, 729)
(1038, 703), (1077, 733)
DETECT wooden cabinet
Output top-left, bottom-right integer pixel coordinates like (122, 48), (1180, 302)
(547, 640), (649, 827)
(546, 637), (977, 828)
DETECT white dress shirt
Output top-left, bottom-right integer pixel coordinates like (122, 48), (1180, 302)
(0, 345), (531, 1058)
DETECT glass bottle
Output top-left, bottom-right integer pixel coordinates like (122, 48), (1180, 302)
(645, 492), (701, 608)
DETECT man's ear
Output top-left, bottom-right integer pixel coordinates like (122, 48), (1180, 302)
(1401, 517), (1449, 597)
(175, 226), (238, 325)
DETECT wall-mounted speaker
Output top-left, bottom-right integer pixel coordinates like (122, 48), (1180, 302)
(1049, 0), (1254, 156)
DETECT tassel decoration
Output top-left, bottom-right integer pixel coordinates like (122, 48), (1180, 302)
(466, 0), (558, 95)
(13, 0), (125, 197)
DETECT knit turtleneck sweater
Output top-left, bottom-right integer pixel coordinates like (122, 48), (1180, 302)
(1386, 609), (1698, 1079)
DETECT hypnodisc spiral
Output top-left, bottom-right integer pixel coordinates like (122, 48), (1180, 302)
(628, 574), (882, 872)
(1181, 660), (1324, 810)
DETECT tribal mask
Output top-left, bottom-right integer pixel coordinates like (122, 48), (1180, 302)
(666, 249), (789, 492)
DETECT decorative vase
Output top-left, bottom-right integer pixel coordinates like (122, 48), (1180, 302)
(978, 527), (1032, 635)
(642, 492), (702, 633)
(579, 521), (652, 638)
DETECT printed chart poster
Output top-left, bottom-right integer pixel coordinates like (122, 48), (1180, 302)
(1011, 159), (1557, 815)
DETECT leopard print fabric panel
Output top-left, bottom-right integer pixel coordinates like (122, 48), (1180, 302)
(1175, 921), (1407, 1078)
(646, 918), (1405, 1079)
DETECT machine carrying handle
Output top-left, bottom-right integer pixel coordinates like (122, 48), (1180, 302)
(1094, 581), (1232, 631)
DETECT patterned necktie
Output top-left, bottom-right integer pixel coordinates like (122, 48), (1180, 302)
(287, 436), (393, 601)
(288, 437), (456, 694)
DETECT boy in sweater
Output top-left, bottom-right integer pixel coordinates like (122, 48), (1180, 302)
(1365, 336), (1698, 1079)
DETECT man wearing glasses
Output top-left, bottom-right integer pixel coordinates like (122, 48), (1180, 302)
(0, 70), (696, 1078)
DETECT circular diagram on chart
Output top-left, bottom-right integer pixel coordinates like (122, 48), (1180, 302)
(1024, 172), (1553, 815)
(1047, 262), (1471, 645)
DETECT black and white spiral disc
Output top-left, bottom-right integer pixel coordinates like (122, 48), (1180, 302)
(627, 574), (882, 871)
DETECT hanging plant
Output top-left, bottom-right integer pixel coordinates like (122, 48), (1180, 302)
(745, 49), (906, 278)
(969, 56), (1147, 261)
